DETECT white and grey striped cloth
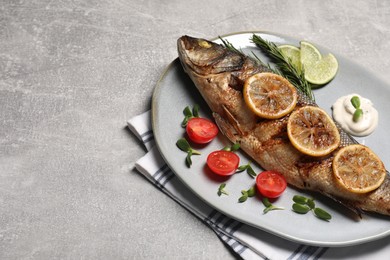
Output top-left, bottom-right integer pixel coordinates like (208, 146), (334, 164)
(128, 110), (390, 260)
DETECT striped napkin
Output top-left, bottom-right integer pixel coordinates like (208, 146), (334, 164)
(128, 110), (390, 260)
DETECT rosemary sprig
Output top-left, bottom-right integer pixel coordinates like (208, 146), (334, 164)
(220, 37), (273, 71)
(250, 34), (315, 102)
(219, 37), (244, 55)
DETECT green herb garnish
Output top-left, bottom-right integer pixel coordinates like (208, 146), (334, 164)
(222, 143), (241, 152)
(353, 108), (363, 122)
(291, 195), (332, 221)
(351, 96), (363, 122)
(247, 186), (256, 197)
(181, 104), (200, 127)
(236, 162), (257, 178)
(238, 186), (256, 203)
(220, 37), (273, 71)
(176, 138), (201, 167)
(292, 203), (311, 214)
(262, 198), (284, 214)
(313, 207), (332, 221)
(292, 195), (308, 204)
(219, 37), (245, 56)
(238, 190), (248, 203)
(217, 183), (229, 196)
(351, 96), (361, 109)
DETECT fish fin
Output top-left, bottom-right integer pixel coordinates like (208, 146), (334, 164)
(322, 192), (363, 219)
(222, 105), (244, 136)
(213, 112), (239, 143)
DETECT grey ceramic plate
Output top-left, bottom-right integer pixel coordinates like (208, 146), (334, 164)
(152, 32), (390, 247)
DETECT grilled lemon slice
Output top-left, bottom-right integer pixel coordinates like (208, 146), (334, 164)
(333, 144), (386, 194)
(287, 106), (340, 157)
(243, 73), (298, 119)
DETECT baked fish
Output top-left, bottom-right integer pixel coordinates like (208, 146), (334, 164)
(177, 35), (390, 217)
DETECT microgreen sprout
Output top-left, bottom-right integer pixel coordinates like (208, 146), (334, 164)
(181, 104), (200, 127)
(238, 186), (256, 203)
(291, 195), (332, 221)
(351, 96), (363, 122)
(236, 162), (257, 178)
(262, 198), (284, 214)
(176, 138), (201, 167)
(222, 143), (240, 152)
(217, 183), (229, 196)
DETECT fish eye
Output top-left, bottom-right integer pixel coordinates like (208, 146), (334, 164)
(198, 40), (212, 48)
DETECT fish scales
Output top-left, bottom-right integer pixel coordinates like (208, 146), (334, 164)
(177, 35), (390, 216)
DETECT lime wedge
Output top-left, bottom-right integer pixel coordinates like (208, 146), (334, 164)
(300, 41), (338, 85)
(300, 41), (322, 66)
(278, 44), (301, 72)
(304, 53), (338, 85)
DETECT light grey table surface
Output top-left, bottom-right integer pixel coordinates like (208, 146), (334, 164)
(1, 0), (390, 259)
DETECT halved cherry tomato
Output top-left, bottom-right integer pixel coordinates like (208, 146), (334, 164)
(256, 170), (287, 198)
(206, 150), (240, 176)
(186, 117), (218, 144)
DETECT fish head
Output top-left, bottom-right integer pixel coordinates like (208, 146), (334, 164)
(177, 35), (260, 138)
(177, 35), (244, 75)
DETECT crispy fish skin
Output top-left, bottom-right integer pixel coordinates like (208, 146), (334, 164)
(177, 35), (390, 216)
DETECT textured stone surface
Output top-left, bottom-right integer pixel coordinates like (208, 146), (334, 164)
(1, 0), (390, 259)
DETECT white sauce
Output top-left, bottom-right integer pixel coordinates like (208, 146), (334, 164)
(332, 94), (378, 137)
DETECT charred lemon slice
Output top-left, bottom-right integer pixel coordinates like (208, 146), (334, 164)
(333, 144), (386, 194)
(287, 106), (340, 157)
(243, 73), (298, 119)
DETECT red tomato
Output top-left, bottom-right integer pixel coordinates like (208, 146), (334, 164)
(207, 150), (240, 176)
(186, 117), (218, 144)
(256, 170), (287, 198)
